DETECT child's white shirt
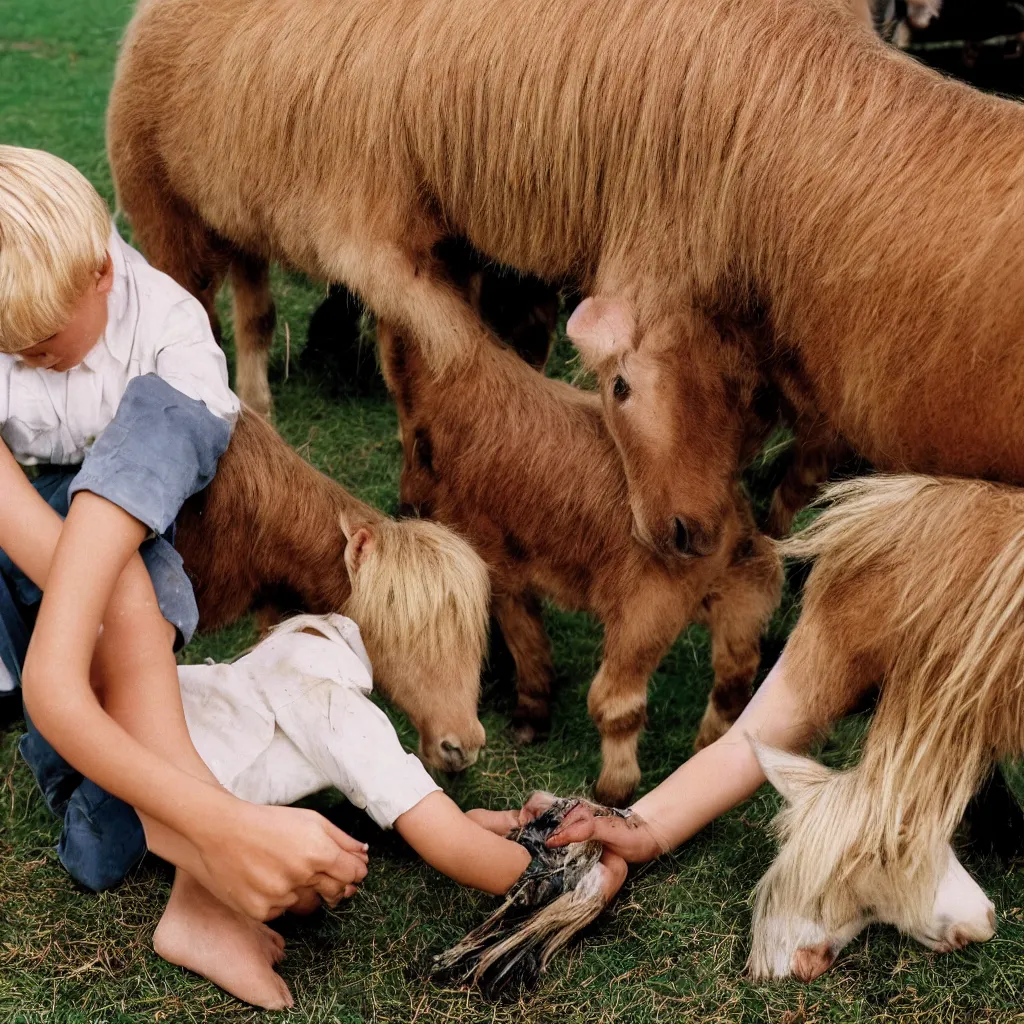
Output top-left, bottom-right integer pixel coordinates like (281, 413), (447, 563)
(0, 227), (240, 466)
(178, 614), (441, 829)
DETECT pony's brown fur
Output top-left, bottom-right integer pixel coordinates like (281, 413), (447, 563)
(378, 321), (782, 806)
(105, 0), (1008, 550)
(749, 475), (1024, 976)
(174, 411), (491, 771)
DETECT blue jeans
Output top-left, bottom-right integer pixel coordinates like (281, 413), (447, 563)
(0, 470), (200, 891)
(2, 375), (229, 891)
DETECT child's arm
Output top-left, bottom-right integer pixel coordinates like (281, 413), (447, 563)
(399, 793), (628, 901)
(23, 490), (368, 915)
(0, 447), (65, 589)
(528, 653), (819, 861)
(396, 792), (531, 894)
(1, 439), (366, 917)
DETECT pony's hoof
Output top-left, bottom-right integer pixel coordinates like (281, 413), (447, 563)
(594, 775), (638, 809)
(510, 716), (548, 746)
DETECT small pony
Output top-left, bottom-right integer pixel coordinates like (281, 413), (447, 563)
(175, 411), (491, 772)
(378, 322), (781, 806)
(748, 475), (1013, 980)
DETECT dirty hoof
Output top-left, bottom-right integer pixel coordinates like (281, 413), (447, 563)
(594, 776), (638, 810)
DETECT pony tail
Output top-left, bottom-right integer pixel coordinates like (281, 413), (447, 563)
(776, 474), (935, 565)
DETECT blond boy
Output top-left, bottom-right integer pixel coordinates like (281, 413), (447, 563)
(0, 146), (369, 1009)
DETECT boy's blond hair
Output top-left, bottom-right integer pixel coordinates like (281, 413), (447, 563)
(0, 146), (111, 354)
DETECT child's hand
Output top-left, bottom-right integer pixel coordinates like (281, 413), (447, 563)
(466, 791), (561, 836)
(196, 804), (369, 920)
(544, 800), (660, 864)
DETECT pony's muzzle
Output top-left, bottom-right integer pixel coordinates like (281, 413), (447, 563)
(438, 738), (479, 772)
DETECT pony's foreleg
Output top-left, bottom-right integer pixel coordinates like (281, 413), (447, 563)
(229, 254), (276, 418)
(493, 590), (555, 746)
(589, 594), (690, 807)
(693, 528), (782, 750)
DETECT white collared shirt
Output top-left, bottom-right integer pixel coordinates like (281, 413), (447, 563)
(179, 615), (440, 828)
(0, 226), (240, 466)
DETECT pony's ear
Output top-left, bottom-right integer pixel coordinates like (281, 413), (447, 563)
(566, 296), (635, 364)
(343, 525), (376, 577)
(748, 736), (833, 804)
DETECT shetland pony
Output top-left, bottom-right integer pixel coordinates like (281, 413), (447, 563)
(746, 475), (1022, 979)
(104, 0), (1000, 558)
(378, 322), (781, 806)
(174, 411), (491, 772)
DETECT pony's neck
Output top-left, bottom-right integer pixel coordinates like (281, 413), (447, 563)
(253, 437), (378, 614)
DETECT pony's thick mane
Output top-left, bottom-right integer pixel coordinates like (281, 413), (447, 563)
(344, 515), (491, 677)
(754, 475), (1024, 959)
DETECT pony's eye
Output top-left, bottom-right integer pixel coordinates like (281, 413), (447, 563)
(612, 375), (630, 401)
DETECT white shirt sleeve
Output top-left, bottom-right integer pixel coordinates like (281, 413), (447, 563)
(153, 298), (241, 426)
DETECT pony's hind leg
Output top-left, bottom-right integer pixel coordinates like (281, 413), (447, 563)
(229, 254), (276, 418)
(493, 591), (555, 745)
(694, 527), (783, 750)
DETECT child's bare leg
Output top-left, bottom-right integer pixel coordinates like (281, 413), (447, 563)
(92, 568), (296, 1009)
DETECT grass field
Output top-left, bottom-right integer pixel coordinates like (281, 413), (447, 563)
(2, 1), (1024, 1021)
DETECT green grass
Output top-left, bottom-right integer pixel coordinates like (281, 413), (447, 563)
(2, 2), (1024, 1020)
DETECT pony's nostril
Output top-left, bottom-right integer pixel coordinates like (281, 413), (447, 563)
(441, 740), (462, 756)
(674, 517), (690, 554)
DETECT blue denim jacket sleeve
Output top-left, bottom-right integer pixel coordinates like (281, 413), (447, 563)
(67, 374), (232, 535)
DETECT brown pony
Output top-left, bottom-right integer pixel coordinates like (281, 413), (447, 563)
(559, 12), (1024, 550)
(107, 0), (935, 556)
(174, 411), (491, 772)
(377, 321), (781, 806)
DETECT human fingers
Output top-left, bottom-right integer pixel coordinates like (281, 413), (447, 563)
(323, 847), (369, 888)
(321, 819), (370, 861)
(288, 888), (322, 915)
(544, 801), (597, 847)
(520, 791), (558, 824)
(313, 873), (349, 909)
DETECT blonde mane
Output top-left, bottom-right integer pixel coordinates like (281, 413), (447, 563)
(751, 475), (1024, 975)
(344, 514), (491, 684)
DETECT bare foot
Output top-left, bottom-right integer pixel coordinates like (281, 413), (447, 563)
(153, 870), (293, 1009)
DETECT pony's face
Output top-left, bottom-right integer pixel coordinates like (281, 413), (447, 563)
(379, 655), (487, 773)
(566, 298), (745, 559)
(340, 513), (491, 773)
(749, 744), (996, 982)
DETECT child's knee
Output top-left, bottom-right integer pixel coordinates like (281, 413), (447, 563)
(57, 780), (146, 892)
